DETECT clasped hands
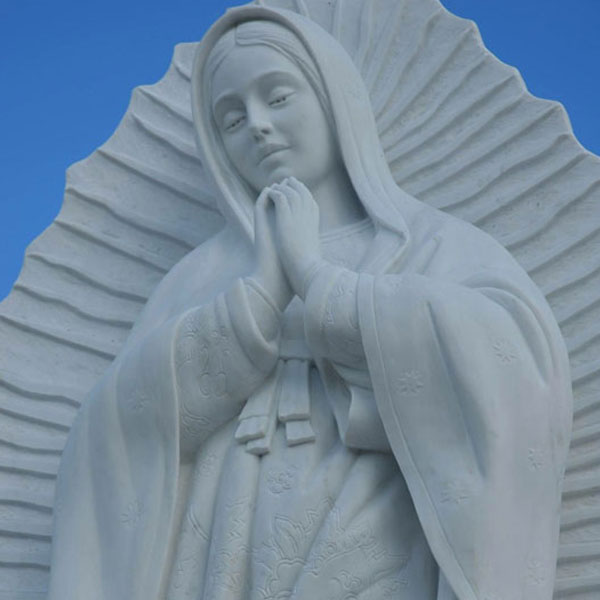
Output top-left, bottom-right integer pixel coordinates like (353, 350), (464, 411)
(251, 177), (323, 310)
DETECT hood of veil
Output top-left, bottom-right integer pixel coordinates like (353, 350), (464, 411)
(191, 5), (418, 271)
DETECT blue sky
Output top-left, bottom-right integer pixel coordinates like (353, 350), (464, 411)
(1, 0), (598, 300)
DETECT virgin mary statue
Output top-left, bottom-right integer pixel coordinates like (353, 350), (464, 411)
(47, 6), (572, 600)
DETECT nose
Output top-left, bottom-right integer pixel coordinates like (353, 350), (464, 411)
(246, 102), (272, 140)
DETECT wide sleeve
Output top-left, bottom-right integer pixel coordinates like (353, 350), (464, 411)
(302, 261), (391, 452)
(355, 269), (572, 600)
(48, 277), (281, 600)
(174, 277), (281, 458)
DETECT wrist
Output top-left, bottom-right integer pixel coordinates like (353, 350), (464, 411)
(250, 267), (293, 312)
(287, 253), (324, 299)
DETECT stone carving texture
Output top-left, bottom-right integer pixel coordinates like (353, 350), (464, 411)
(0, 0), (597, 598)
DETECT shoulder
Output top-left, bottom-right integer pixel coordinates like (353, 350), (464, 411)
(129, 225), (251, 338)
(410, 203), (526, 279)
(410, 203), (498, 256)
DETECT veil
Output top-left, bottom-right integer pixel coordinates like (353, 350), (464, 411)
(0, 0), (598, 597)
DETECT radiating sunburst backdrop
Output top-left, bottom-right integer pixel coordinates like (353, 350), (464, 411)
(1, 0), (598, 301)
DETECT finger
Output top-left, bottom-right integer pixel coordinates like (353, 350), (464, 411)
(268, 189), (290, 210)
(254, 189), (274, 242)
(288, 178), (316, 209)
(270, 191), (295, 229)
(276, 183), (301, 210)
(255, 187), (271, 212)
(253, 202), (267, 244)
(287, 177), (311, 197)
(270, 182), (291, 197)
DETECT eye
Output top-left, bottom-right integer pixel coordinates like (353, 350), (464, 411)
(268, 89), (294, 107)
(222, 111), (246, 132)
(269, 94), (289, 106)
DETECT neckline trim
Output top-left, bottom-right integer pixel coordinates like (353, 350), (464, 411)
(320, 217), (373, 243)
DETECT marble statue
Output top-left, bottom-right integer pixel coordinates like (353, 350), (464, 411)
(0, 2), (598, 599)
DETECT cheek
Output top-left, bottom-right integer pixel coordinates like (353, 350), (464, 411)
(224, 137), (251, 173)
(295, 102), (333, 149)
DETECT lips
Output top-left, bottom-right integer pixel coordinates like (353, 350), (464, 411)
(258, 143), (289, 164)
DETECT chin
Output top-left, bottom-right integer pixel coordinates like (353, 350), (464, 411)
(264, 166), (296, 186)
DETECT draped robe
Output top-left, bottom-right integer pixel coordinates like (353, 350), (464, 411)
(48, 203), (572, 600)
(47, 6), (572, 599)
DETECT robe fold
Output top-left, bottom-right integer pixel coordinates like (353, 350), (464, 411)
(48, 7), (572, 599)
(48, 210), (572, 600)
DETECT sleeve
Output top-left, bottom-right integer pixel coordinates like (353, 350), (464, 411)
(303, 261), (390, 452)
(355, 269), (572, 600)
(174, 277), (281, 458)
(48, 277), (283, 599)
(303, 261), (364, 368)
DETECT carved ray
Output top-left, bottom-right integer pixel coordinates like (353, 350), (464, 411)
(374, 9), (443, 121)
(25, 253), (148, 303)
(66, 185), (197, 251)
(331, 0), (344, 40)
(136, 85), (193, 125)
(354, 0), (374, 73)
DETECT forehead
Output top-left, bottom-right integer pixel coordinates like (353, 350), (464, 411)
(211, 44), (305, 103)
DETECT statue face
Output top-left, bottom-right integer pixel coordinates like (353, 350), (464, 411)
(211, 43), (340, 194)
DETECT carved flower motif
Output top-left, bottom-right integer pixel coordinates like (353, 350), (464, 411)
(120, 500), (145, 527)
(492, 337), (517, 364)
(210, 547), (250, 594)
(527, 558), (547, 585)
(182, 414), (211, 437)
(380, 576), (409, 598)
(334, 569), (363, 593)
(382, 277), (404, 297)
(527, 448), (545, 471)
(440, 480), (471, 506)
(267, 469), (295, 495)
(128, 387), (149, 413)
(396, 370), (424, 396)
(196, 452), (217, 476)
(182, 315), (202, 338)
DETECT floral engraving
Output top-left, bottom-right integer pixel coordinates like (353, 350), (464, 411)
(196, 452), (217, 477)
(128, 387), (149, 413)
(333, 569), (363, 595)
(527, 558), (548, 585)
(171, 550), (202, 593)
(492, 337), (517, 364)
(120, 500), (145, 527)
(209, 546), (250, 596)
(226, 497), (252, 542)
(527, 448), (545, 471)
(181, 413), (212, 438)
(396, 369), (424, 396)
(379, 575), (409, 599)
(440, 480), (471, 506)
(267, 468), (296, 495)
(383, 277), (404, 296)
(252, 498), (409, 600)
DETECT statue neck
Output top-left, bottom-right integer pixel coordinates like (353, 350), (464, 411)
(311, 163), (367, 233)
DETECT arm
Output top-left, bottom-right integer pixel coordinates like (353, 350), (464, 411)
(174, 188), (295, 458)
(173, 276), (283, 459)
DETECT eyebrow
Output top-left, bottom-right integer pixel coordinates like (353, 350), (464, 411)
(212, 69), (297, 114)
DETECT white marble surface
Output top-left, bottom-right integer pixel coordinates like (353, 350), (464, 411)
(0, 1), (598, 599)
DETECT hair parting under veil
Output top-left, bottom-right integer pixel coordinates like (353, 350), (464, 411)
(204, 20), (334, 128)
